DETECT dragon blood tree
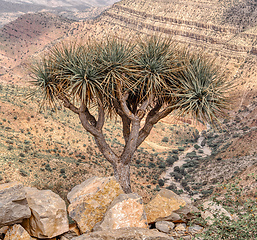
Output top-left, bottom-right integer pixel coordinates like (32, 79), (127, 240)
(29, 36), (232, 193)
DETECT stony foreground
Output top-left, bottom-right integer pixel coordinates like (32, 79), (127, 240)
(0, 177), (231, 240)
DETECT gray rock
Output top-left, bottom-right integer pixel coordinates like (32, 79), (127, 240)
(0, 182), (31, 227)
(188, 224), (203, 234)
(155, 221), (175, 233)
(71, 227), (175, 240)
(174, 204), (200, 221)
(156, 212), (181, 223)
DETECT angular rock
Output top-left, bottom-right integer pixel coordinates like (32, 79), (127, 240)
(155, 221), (175, 233)
(174, 204), (200, 222)
(93, 193), (148, 231)
(60, 224), (80, 240)
(71, 227), (174, 240)
(0, 226), (9, 240)
(4, 224), (33, 240)
(67, 176), (123, 233)
(156, 212), (181, 223)
(22, 187), (69, 239)
(0, 182), (31, 227)
(145, 189), (186, 223)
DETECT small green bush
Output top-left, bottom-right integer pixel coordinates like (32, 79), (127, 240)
(194, 144), (200, 150)
(195, 175), (257, 240)
(162, 137), (169, 143)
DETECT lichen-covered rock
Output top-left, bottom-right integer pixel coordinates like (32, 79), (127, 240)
(94, 193), (148, 231)
(67, 176), (124, 233)
(71, 227), (174, 240)
(22, 187), (69, 239)
(4, 224), (34, 240)
(145, 189), (186, 223)
(0, 182), (31, 227)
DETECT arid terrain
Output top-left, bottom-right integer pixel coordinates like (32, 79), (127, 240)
(0, 0), (256, 205)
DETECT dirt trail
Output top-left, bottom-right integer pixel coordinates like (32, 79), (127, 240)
(163, 132), (212, 199)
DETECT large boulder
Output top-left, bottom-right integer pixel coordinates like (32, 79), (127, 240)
(0, 182), (31, 227)
(22, 187), (69, 239)
(71, 228), (174, 240)
(144, 189), (186, 223)
(67, 176), (124, 233)
(4, 224), (34, 240)
(93, 193), (148, 231)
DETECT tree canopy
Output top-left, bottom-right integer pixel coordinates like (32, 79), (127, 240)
(29, 36), (232, 192)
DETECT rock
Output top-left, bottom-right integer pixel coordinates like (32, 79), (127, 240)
(4, 224), (33, 240)
(60, 224), (80, 239)
(155, 221), (175, 233)
(200, 210), (214, 225)
(93, 193), (148, 231)
(71, 227), (174, 240)
(0, 226), (9, 235)
(174, 204), (200, 221)
(188, 225), (203, 234)
(22, 187), (69, 239)
(175, 223), (186, 232)
(156, 212), (181, 223)
(183, 236), (191, 240)
(67, 176), (123, 233)
(60, 237), (69, 240)
(0, 226), (9, 240)
(145, 189), (186, 223)
(0, 182), (31, 227)
(201, 201), (232, 225)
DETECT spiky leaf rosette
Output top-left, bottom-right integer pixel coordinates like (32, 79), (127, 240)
(131, 36), (180, 105)
(170, 53), (232, 126)
(49, 42), (103, 106)
(30, 42), (104, 109)
(93, 37), (136, 113)
(29, 55), (60, 109)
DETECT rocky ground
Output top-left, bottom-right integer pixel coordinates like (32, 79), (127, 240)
(0, 178), (231, 240)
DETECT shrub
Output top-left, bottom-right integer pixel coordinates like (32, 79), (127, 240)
(194, 144), (200, 150)
(174, 166), (180, 173)
(19, 169), (29, 177)
(162, 137), (169, 143)
(195, 175), (257, 240)
(158, 179), (165, 187)
(178, 147), (185, 151)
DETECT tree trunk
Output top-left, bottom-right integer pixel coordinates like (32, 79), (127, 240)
(113, 162), (131, 194)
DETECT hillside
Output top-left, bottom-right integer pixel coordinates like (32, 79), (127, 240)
(0, 12), (74, 83)
(0, 0), (256, 204)
(0, 0), (119, 28)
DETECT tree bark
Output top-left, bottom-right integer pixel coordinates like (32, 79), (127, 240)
(60, 95), (171, 194)
(113, 162), (131, 194)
